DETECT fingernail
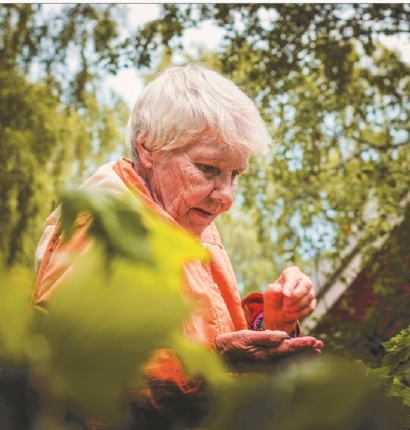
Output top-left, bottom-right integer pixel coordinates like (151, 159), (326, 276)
(276, 331), (288, 338)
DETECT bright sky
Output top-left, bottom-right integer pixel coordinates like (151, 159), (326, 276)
(105, 5), (226, 108)
(106, 5), (410, 110)
(40, 4), (410, 109)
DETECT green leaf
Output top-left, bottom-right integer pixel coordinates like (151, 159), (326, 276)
(27, 189), (208, 423)
(394, 360), (410, 376)
(60, 190), (152, 265)
(383, 328), (410, 353)
(29, 248), (192, 423)
(365, 365), (394, 388)
(382, 351), (408, 373)
(382, 328), (410, 372)
(0, 269), (33, 364)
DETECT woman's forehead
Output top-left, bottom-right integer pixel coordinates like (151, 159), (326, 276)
(187, 140), (250, 170)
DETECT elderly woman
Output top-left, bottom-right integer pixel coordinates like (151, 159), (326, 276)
(33, 64), (321, 429)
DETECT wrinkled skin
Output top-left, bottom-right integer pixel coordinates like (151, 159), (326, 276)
(215, 330), (322, 371)
(264, 266), (317, 335)
(217, 265), (320, 370)
(136, 137), (249, 237)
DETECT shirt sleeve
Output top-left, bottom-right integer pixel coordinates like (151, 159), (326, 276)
(32, 213), (93, 311)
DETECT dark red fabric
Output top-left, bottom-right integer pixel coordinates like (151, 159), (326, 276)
(242, 293), (264, 329)
(241, 293), (301, 336)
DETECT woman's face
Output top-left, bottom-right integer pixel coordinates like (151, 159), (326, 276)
(148, 139), (249, 236)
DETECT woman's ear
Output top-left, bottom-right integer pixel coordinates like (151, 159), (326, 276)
(137, 135), (154, 169)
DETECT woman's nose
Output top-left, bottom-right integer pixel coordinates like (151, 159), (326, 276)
(209, 175), (235, 204)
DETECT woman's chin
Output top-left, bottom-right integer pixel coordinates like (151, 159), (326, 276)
(177, 214), (212, 237)
(182, 223), (208, 237)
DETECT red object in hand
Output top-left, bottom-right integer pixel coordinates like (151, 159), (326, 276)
(241, 293), (300, 336)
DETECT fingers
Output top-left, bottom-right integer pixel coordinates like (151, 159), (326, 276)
(263, 282), (283, 310)
(283, 298), (317, 321)
(291, 276), (314, 303)
(217, 330), (324, 371)
(278, 268), (315, 320)
(279, 266), (301, 298)
(215, 330), (289, 353)
(265, 336), (321, 360)
(312, 339), (323, 349)
(266, 267), (316, 319)
(283, 274), (313, 306)
(283, 288), (316, 312)
(247, 330), (289, 346)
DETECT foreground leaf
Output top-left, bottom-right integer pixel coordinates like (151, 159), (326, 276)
(206, 357), (406, 430)
(29, 245), (192, 423)
(0, 269), (33, 364)
(60, 190), (151, 264)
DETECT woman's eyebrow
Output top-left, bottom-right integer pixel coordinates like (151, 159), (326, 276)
(192, 153), (249, 172)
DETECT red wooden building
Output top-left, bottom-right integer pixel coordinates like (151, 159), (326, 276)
(303, 202), (410, 341)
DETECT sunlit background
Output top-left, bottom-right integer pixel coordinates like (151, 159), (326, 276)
(2, 4), (410, 429)
(39, 4), (410, 109)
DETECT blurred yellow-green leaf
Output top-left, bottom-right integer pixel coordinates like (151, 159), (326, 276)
(25, 189), (209, 423)
(30, 246), (191, 423)
(0, 269), (33, 364)
(206, 357), (405, 430)
(60, 190), (151, 265)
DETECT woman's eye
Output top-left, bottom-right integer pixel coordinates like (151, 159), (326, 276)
(199, 164), (215, 172)
(232, 171), (239, 179)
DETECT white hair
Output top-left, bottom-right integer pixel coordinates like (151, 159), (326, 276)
(125, 64), (272, 161)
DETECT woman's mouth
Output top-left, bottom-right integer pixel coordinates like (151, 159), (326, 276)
(192, 208), (213, 218)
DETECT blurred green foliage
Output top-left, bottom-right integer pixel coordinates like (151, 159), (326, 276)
(30, 249), (191, 423)
(1, 190), (409, 429)
(0, 190), (207, 425)
(0, 5), (129, 270)
(206, 357), (408, 430)
(1, 3), (410, 428)
(0, 270), (33, 364)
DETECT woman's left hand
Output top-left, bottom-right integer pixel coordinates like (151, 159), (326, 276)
(263, 266), (317, 334)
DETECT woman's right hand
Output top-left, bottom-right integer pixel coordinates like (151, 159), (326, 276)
(215, 330), (322, 370)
